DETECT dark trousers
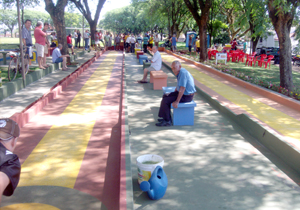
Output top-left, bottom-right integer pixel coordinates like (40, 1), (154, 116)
(131, 43), (135, 53)
(76, 39), (81, 48)
(143, 44), (148, 53)
(158, 91), (194, 121)
(188, 45), (192, 52)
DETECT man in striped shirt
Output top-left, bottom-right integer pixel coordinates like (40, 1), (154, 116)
(22, 19), (33, 65)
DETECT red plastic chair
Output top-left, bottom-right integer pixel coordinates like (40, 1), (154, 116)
(227, 52), (233, 62)
(245, 54), (254, 66)
(238, 52), (245, 63)
(210, 50), (218, 60)
(261, 55), (274, 69)
(254, 54), (267, 67)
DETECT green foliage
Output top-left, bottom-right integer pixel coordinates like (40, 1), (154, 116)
(0, 9), (18, 37)
(213, 31), (230, 45)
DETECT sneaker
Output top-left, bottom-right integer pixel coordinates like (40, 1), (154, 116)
(155, 120), (172, 127)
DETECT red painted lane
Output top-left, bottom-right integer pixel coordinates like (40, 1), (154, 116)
(74, 53), (123, 210)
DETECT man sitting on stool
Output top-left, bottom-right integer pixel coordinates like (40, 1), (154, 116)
(52, 44), (70, 71)
(156, 60), (196, 127)
(137, 46), (162, 83)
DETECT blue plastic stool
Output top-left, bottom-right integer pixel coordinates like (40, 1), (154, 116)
(162, 87), (197, 126)
(139, 55), (148, 65)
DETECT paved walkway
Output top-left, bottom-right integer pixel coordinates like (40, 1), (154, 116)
(124, 52), (300, 210)
(0, 51), (123, 209)
(1, 50), (300, 209)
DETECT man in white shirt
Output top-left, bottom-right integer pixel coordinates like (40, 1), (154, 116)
(126, 35), (131, 53)
(138, 46), (162, 83)
(130, 34), (136, 53)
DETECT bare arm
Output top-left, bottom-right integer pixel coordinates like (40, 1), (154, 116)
(172, 86), (185, 108)
(0, 172), (10, 203)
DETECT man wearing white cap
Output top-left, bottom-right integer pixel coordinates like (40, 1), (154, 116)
(0, 118), (21, 203)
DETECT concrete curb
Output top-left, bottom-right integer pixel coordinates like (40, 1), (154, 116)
(160, 50), (300, 175)
(120, 51), (134, 210)
(10, 49), (106, 128)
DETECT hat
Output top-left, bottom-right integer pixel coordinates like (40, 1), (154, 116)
(0, 119), (20, 141)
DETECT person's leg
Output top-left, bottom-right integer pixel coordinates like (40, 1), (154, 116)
(158, 91), (179, 122)
(43, 53), (47, 66)
(62, 57), (67, 69)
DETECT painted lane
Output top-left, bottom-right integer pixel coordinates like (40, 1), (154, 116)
(18, 52), (118, 188)
(161, 53), (300, 140)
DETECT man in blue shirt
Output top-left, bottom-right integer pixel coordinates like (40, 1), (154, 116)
(52, 44), (70, 71)
(143, 34), (149, 53)
(156, 60), (196, 127)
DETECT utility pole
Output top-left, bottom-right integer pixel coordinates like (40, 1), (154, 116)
(17, 0), (26, 88)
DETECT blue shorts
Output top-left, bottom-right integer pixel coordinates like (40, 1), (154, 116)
(54, 57), (63, 63)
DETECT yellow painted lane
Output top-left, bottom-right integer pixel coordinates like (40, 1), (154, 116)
(0, 203), (60, 210)
(161, 53), (300, 139)
(19, 52), (118, 188)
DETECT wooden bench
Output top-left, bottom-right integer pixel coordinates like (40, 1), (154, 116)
(162, 86), (197, 125)
(150, 71), (167, 90)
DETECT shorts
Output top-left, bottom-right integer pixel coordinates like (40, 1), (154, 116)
(196, 47), (200, 52)
(95, 40), (100, 45)
(147, 67), (157, 72)
(54, 57), (63, 63)
(26, 44), (33, 59)
(35, 43), (44, 57)
(67, 44), (73, 48)
(44, 44), (48, 54)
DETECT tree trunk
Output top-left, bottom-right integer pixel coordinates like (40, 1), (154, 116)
(89, 21), (97, 47)
(10, 28), (14, 38)
(45, 0), (68, 55)
(199, 20), (208, 62)
(268, 0), (296, 90)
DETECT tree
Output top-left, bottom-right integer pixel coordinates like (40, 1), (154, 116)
(44, 0), (69, 54)
(267, 0), (299, 90)
(1, 0), (40, 27)
(0, 10), (18, 37)
(69, 0), (106, 45)
(235, 0), (269, 53)
(183, 0), (213, 62)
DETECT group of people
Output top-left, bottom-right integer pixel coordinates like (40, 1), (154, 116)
(22, 19), (70, 70)
(136, 44), (196, 127)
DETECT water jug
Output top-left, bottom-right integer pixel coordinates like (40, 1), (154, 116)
(140, 166), (168, 200)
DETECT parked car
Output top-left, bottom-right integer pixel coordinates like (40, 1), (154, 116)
(256, 47), (279, 59)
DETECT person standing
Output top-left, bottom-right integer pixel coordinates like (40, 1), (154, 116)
(115, 34), (121, 51)
(98, 31), (105, 49)
(196, 37), (200, 55)
(42, 23), (51, 68)
(104, 32), (110, 50)
(143, 34), (149, 53)
(243, 40), (247, 53)
(22, 19), (33, 65)
(156, 61), (196, 127)
(188, 34), (193, 54)
(230, 38), (237, 51)
(84, 30), (90, 51)
(154, 34), (160, 48)
(76, 30), (81, 48)
(34, 21), (47, 69)
(73, 30), (78, 48)
(170, 34), (178, 52)
(149, 34), (154, 49)
(130, 34), (136, 53)
(0, 118), (21, 204)
(94, 30), (100, 51)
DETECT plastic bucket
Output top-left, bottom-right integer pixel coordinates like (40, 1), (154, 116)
(137, 154), (164, 184)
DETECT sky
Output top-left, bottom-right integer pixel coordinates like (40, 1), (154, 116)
(35, 0), (132, 20)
